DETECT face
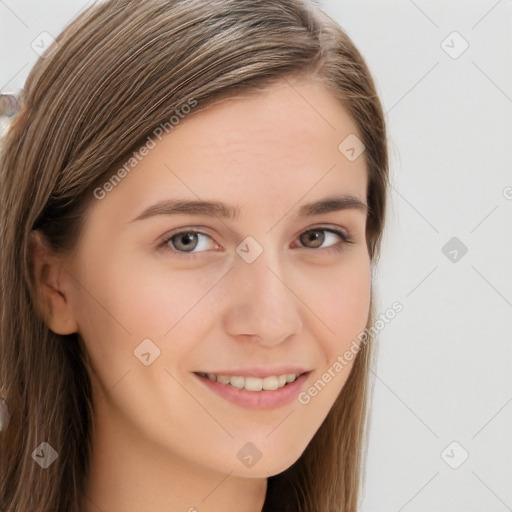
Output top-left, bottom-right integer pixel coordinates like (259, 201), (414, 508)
(60, 78), (370, 477)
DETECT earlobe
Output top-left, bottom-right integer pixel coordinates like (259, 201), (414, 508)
(28, 230), (78, 335)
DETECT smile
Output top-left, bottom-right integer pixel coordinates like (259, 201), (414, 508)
(195, 372), (300, 391)
(193, 370), (311, 410)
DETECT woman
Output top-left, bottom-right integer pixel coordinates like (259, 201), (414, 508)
(0, 0), (389, 510)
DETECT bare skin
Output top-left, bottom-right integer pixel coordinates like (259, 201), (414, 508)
(30, 78), (370, 512)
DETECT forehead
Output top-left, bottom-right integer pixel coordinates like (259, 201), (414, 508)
(88, 79), (368, 226)
(184, 79), (361, 161)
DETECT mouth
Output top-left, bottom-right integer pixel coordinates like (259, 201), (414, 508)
(194, 371), (305, 392)
(193, 370), (311, 410)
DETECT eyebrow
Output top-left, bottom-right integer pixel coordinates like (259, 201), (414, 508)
(129, 195), (368, 223)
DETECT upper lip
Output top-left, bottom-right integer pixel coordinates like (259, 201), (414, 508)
(194, 366), (311, 378)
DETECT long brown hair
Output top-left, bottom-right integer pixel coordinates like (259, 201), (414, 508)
(0, 1), (389, 510)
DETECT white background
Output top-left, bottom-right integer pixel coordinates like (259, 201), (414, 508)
(1, 1), (511, 511)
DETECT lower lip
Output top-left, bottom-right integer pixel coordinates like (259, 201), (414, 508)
(194, 373), (310, 410)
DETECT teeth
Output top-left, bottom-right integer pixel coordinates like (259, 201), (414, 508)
(262, 376), (278, 390)
(229, 376), (245, 389)
(244, 377), (263, 391)
(199, 372), (301, 391)
(216, 375), (230, 385)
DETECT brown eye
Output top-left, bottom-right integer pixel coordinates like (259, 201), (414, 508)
(298, 228), (351, 250)
(300, 230), (325, 248)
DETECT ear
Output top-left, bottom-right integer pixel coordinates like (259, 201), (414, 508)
(28, 230), (78, 335)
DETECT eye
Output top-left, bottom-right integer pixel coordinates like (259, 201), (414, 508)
(163, 230), (218, 254)
(297, 227), (352, 251)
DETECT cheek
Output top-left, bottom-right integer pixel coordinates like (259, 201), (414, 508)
(122, 264), (225, 339)
(305, 253), (371, 351)
(74, 257), (228, 393)
(288, 259), (370, 451)
(77, 249), (214, 338)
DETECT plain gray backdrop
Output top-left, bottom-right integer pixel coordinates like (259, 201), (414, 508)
(1, 1), (511, 511)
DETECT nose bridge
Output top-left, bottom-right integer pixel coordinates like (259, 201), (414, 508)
(224, 240), (302, 345)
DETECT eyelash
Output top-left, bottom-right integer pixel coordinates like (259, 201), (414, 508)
(159, 226), (353, 258)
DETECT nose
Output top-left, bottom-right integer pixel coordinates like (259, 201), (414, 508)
(222, 246), (303, 347)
